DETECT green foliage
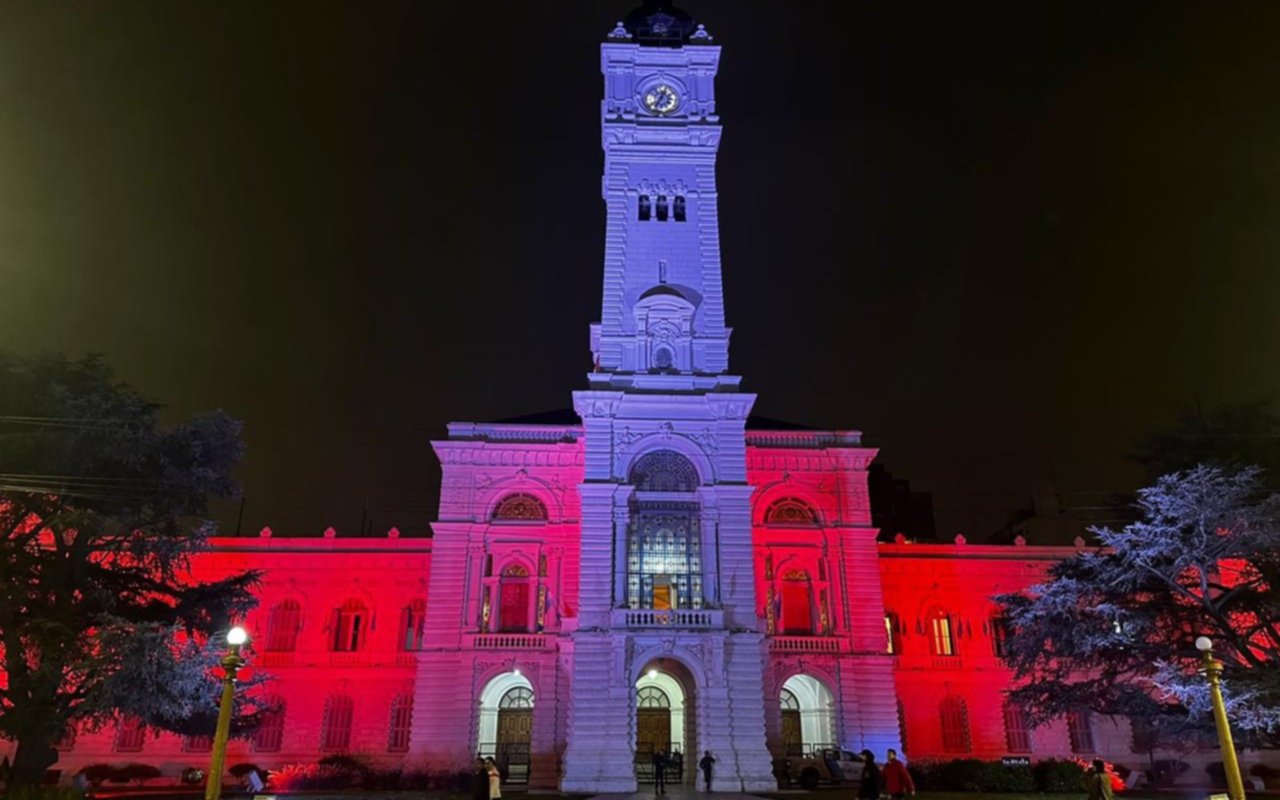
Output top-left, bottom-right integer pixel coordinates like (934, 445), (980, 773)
(0, 352), (258, 786)
(1031, 759), (1086, 793)
(911, 760), (1036, 793)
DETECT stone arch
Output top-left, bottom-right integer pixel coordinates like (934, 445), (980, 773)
(628, 644), (710, 693)
(779, 674), (837, 754)
(476, 670), (537, 776)
(624, 440), (714, 487)
(752, 484), (825, 527)
(491, 492), (549, 522)
(481, 475), (563, 523)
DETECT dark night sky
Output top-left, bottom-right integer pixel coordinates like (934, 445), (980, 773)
(2, 1), (1279, 538)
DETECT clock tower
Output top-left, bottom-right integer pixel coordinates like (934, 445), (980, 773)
(564, 2), (776, 792)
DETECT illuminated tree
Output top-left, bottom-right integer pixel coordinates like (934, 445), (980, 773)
(998, 466), (1280, 748)
(0, 353), (261, 786)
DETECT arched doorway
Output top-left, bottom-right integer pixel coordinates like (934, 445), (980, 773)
(478, 672), (534, 785)
(781, 674), (836, 757)
(635, 660), (694, 785)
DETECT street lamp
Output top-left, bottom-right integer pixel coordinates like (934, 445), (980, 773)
(1195, 636), (1245, 800)
(205, 627), (248, 800)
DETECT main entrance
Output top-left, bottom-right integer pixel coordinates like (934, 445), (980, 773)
(478, 672), (534, 785)
(635, 660), (694, 785)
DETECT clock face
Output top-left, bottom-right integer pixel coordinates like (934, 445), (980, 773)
(643, 84), (680, 115)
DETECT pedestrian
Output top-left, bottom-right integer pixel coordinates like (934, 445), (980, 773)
(882, 749), (915, 798)
(653, 748), (668, 795)
(698, 750), (716, 792)
(471, 758), (489, 800)
(856, 750), (881, 800)
(484, 757), (502, 800)
(1082, 759), (1114, 800)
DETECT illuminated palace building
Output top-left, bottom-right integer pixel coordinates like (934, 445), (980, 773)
(33, 3), (1141, 792)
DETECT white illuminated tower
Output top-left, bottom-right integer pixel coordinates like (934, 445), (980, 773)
(563, 2), (775, 792)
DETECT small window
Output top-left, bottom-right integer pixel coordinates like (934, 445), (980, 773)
(991, 616), (1012, 657)
(321, 695), (355, 752)
(939, 697), (971, 753)
(1004, 702), (1032, 753)
(387, 693), (413, 753)
(885, 613), (900, 655)
(331, 599), (368, 652)
(674, 195), (687, 222)
(764, 498), (820, 526)
(265, 599), (302, 652)
(400, 599), (427, 652)
(639, 195), (652, 221)
(114, 716), (146, 753)
(1068, 709), (1095, 754)
(253, 697), (286, 753)
(656, 195), (669, 221)
(929, 609), (957, 657)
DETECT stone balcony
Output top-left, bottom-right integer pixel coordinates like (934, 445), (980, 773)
(611, 608), (724, 630)
(768, 636), (848, 654)
(472, 633), (555, 650)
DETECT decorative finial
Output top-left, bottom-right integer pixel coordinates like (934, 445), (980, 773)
(954, 534), (967, 545)
(258, 526), (272, 538)
(323, 526), (337, 539)
(894, 532), (907, 544)
(1073, 535), (1086, 548)
(387, 527), (401, 539)
(690, 23), (713, 42)
(607, 21), (633, 40)
(1014, 534), (1027, 546)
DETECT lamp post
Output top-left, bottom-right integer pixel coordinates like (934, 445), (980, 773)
(1195, 636), (1246, 800)
(205, 626), (248, 800)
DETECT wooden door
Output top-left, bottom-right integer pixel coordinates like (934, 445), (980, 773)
(636, 708), (670, 783)
(496, 709), (532, 784)
(781, 709), (803, 755)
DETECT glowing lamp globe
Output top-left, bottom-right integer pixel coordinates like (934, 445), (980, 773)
(1195, 636), (1213, 653)
(227, 626), (249, 646)
(648, 670), (659, 679)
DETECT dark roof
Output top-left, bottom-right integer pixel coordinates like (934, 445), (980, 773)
(623, 0), (698, 47)
(493, 408), (817, 432)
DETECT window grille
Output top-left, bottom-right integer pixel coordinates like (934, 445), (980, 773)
(265, 599), (302, 652)
(626, 503), (703, 609)
(114, 717), (146, 753)
(1068, 710), (1095, 754)
(253, 697), (286, 753)
(493, 493), (547, 522)
(1004, 702), (1032, 753)
(939, 697), (971, 753)
(184, 734), (213, 753)
(387, 694), (413, 752)
(500, 687), (535, 709)
(321, 695), (355, 752)
(629, 450), (699, 492)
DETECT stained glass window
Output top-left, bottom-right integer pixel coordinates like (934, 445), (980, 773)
(765, 498), (819, 526)
(629, 450), (699, 492)
(493, 494), (547, 522)
(627, 504), (702, 609)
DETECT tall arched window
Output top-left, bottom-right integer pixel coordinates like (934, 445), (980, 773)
(400, 599), (427, 651)
(265, 599), (302, 652)
(253, 697), (285, 753)
(779, 570), (814, 635)
(1003, 701), (1032, 753)
(321, 695), (354, 752)
(387, 693), (413, 753)
(885, 612), (901, 655)
(939, 696), (971, 753)
(331, 599), (368, 652)
(1068, 710), (1095, 754)
(627, 451), (703, 610)
(991, 615), (1012, 657)
(499, 564), (532, 633)
(114, 716), (145, 753)
(493, 494), (547, 522)
(765, 498), (820, 527)
(928, 608), (957, 657)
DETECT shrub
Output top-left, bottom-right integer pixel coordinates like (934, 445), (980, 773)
(229, 763), (261, 779)
(116, 763), (162, 786)
(1149, 759), (1190, 787)
(269, 763), (360, 791)
(908, 759), (1035, 793)
(76, 765), (116, 788)
(1032, 759), (1087, 793)
(181, 767), (205, 785)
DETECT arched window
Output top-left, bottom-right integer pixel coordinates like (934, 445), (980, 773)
(639, 194), (652, 221)
(1003, 702), (1032, 753)
(779, 689), (800, 711)
(673, 195), (687, 222)
(265, 599), (302, 652)
(114, 716), (146, 753)
(630, 450), (700, 492)
(331, 599), (368, 652)
(387, 693), (413, 753)
(991, 615), (1011, 657)
(885, 612), (901, 655)
(253, 697), (285, 753)
(500, 686), (535, 709)
(499, 564), (532, 633)
(939, 696), (971, 753)
(928, 608), (957, 657)
(656, 195), (669, 221)
(321, 695), (354, 752)
(765, 498), (820, 527)
(653, 346), (675, 371)
(493, 493), (547, 522)
(637, 686), (670, 709)
(1068, 709), (1095, 754)
(779, 570), (814, 635)
(400, 599), (427, 651)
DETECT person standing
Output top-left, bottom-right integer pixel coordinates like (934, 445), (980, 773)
(882, 749), (915, 799)
(1082, 759), (1115, 800)
(470, 758), (489, 800)
(698, 751), (716, 792)
(652, 749), (668, 795)
(856, 750), (881, 800)
(484, 757), (502, 800)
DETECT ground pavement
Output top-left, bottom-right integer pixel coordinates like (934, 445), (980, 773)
(587, 785), (778, 800)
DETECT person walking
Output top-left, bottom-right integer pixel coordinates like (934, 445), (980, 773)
(470, 758), (489, 800)
(698, 751), (716, 792)
(856, 750), (881, 800)
(484, 757), (502, 800)
(1082, 759), (1114, 800)
(882, 749), (915, 799)
(652, 749), (668, 795)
